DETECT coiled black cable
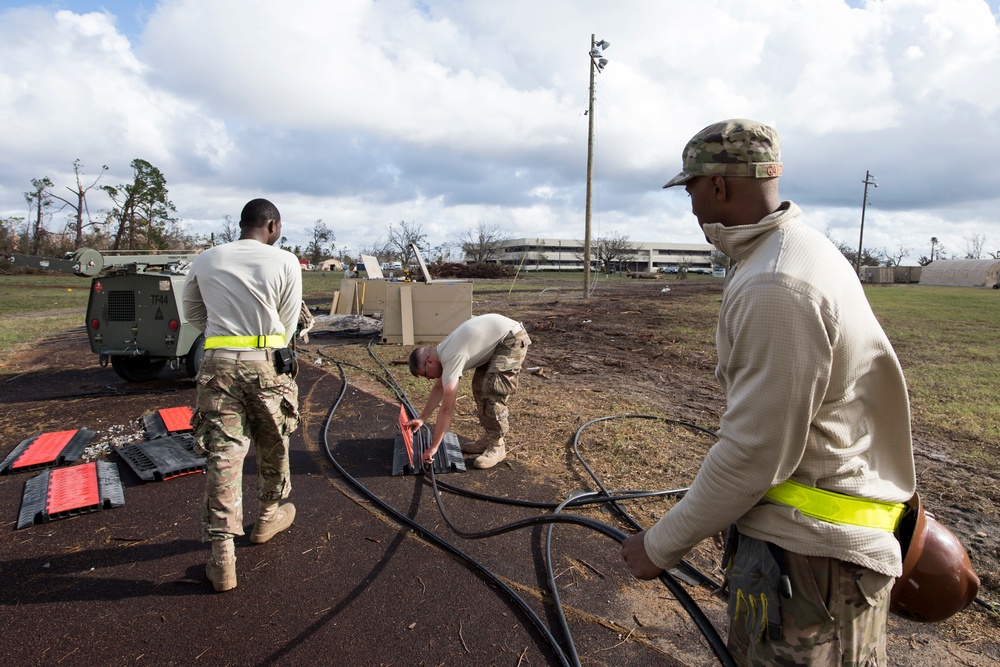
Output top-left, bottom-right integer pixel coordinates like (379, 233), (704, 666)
(417, 428), (734, 666)
(319, 346), (737, 665)
(570, 414), (723, 591)
(321, 360), (575, 666)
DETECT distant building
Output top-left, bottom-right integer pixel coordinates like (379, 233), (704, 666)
(859, 266), (922, 284)
(475, 237), (715, 272)
(918, 259), (1000, 288)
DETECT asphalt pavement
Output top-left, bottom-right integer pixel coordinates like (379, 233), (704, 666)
(0, 356), (696, 667)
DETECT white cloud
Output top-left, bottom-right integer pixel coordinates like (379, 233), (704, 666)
(0, 0), (998, 264)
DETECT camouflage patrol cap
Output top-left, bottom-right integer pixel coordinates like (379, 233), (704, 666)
(662, 118), (782, 189)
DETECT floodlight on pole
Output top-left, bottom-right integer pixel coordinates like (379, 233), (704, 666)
(584, 33), (610, 299)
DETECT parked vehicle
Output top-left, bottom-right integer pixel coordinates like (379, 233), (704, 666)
(10, 248), (204, 382)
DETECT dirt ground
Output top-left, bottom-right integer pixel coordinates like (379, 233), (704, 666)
(1, 275), (997, 665)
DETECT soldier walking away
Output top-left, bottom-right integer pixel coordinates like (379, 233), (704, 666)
(405, 314), (530, 469)
(183, 198), (303, 592)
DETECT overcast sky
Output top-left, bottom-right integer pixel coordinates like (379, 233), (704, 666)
(1, 0), (998, 263)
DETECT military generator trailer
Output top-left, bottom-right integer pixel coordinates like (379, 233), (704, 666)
(10, 248), (205, 382)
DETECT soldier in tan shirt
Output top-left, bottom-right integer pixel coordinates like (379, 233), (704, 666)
(406, 314), (530, 469)
(622, 120), (915, 665)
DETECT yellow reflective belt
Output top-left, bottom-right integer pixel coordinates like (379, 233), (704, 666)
(204, 335), (285, 349)
(764, 479), (907, 532)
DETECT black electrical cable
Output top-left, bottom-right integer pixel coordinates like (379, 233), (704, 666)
(544, 491), (595, 667)
(387, 382), (732, 663)
(975, 597), (1000, 614)
(320, 360), (575, 667)
(539, 490), (730, 667)
(544, 490), (632, 667)
(571, 414), (723, 591)
(323, 348), (735, 665)
(410, 412), (721, 592)
(418, 432), (735, 667)
(329, 341), (736, 664)
(435, 480), (687, 510)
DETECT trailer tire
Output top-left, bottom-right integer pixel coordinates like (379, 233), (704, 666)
(110, 356), (168, 382)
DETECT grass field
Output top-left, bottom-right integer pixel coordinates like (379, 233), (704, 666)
(0, 274), (90, 351)
(865, 286), (1000, 453)
(1, 272), (996, 452)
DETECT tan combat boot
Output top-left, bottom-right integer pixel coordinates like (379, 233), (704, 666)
(473, 438), (506, 469)
(251, 502), (296, 544)
(206, 538), (237, 592)
(461, 437), (490, 455)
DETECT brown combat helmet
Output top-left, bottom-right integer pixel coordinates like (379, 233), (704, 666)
(890, 493), (980, 622)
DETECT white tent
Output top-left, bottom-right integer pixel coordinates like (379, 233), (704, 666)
(318, 258), (344, 271)
(918, 259), (1000, 288)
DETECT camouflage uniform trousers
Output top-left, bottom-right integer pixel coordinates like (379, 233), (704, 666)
(471, 328), (531, 440)
(192, 357), (299, 541)
(727, 533), (893, 666)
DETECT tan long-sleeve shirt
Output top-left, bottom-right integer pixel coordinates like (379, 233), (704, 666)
(182, 239), (302, 348)
(644, 202), (915, 577)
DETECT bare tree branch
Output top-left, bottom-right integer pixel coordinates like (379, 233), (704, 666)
(386, 220), (426, 265)
(457, 221), (511, 264)
(593, 232), (636, 273)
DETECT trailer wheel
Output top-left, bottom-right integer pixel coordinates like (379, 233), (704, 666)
(110, 356), (168, 382)
(185, 334), (205, 378)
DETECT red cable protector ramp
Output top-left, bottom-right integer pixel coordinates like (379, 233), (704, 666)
(17, 461), (125, 529)
(398, 404), (414, 468)
(391, 404), (465, 476)
(141, 406), (194, 439)
(1, 429), (96, 475)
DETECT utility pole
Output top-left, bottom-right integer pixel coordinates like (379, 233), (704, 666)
(584, 34), (597, 298)
(584, 35), (609, 298)
(855, 170), (877, 275)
